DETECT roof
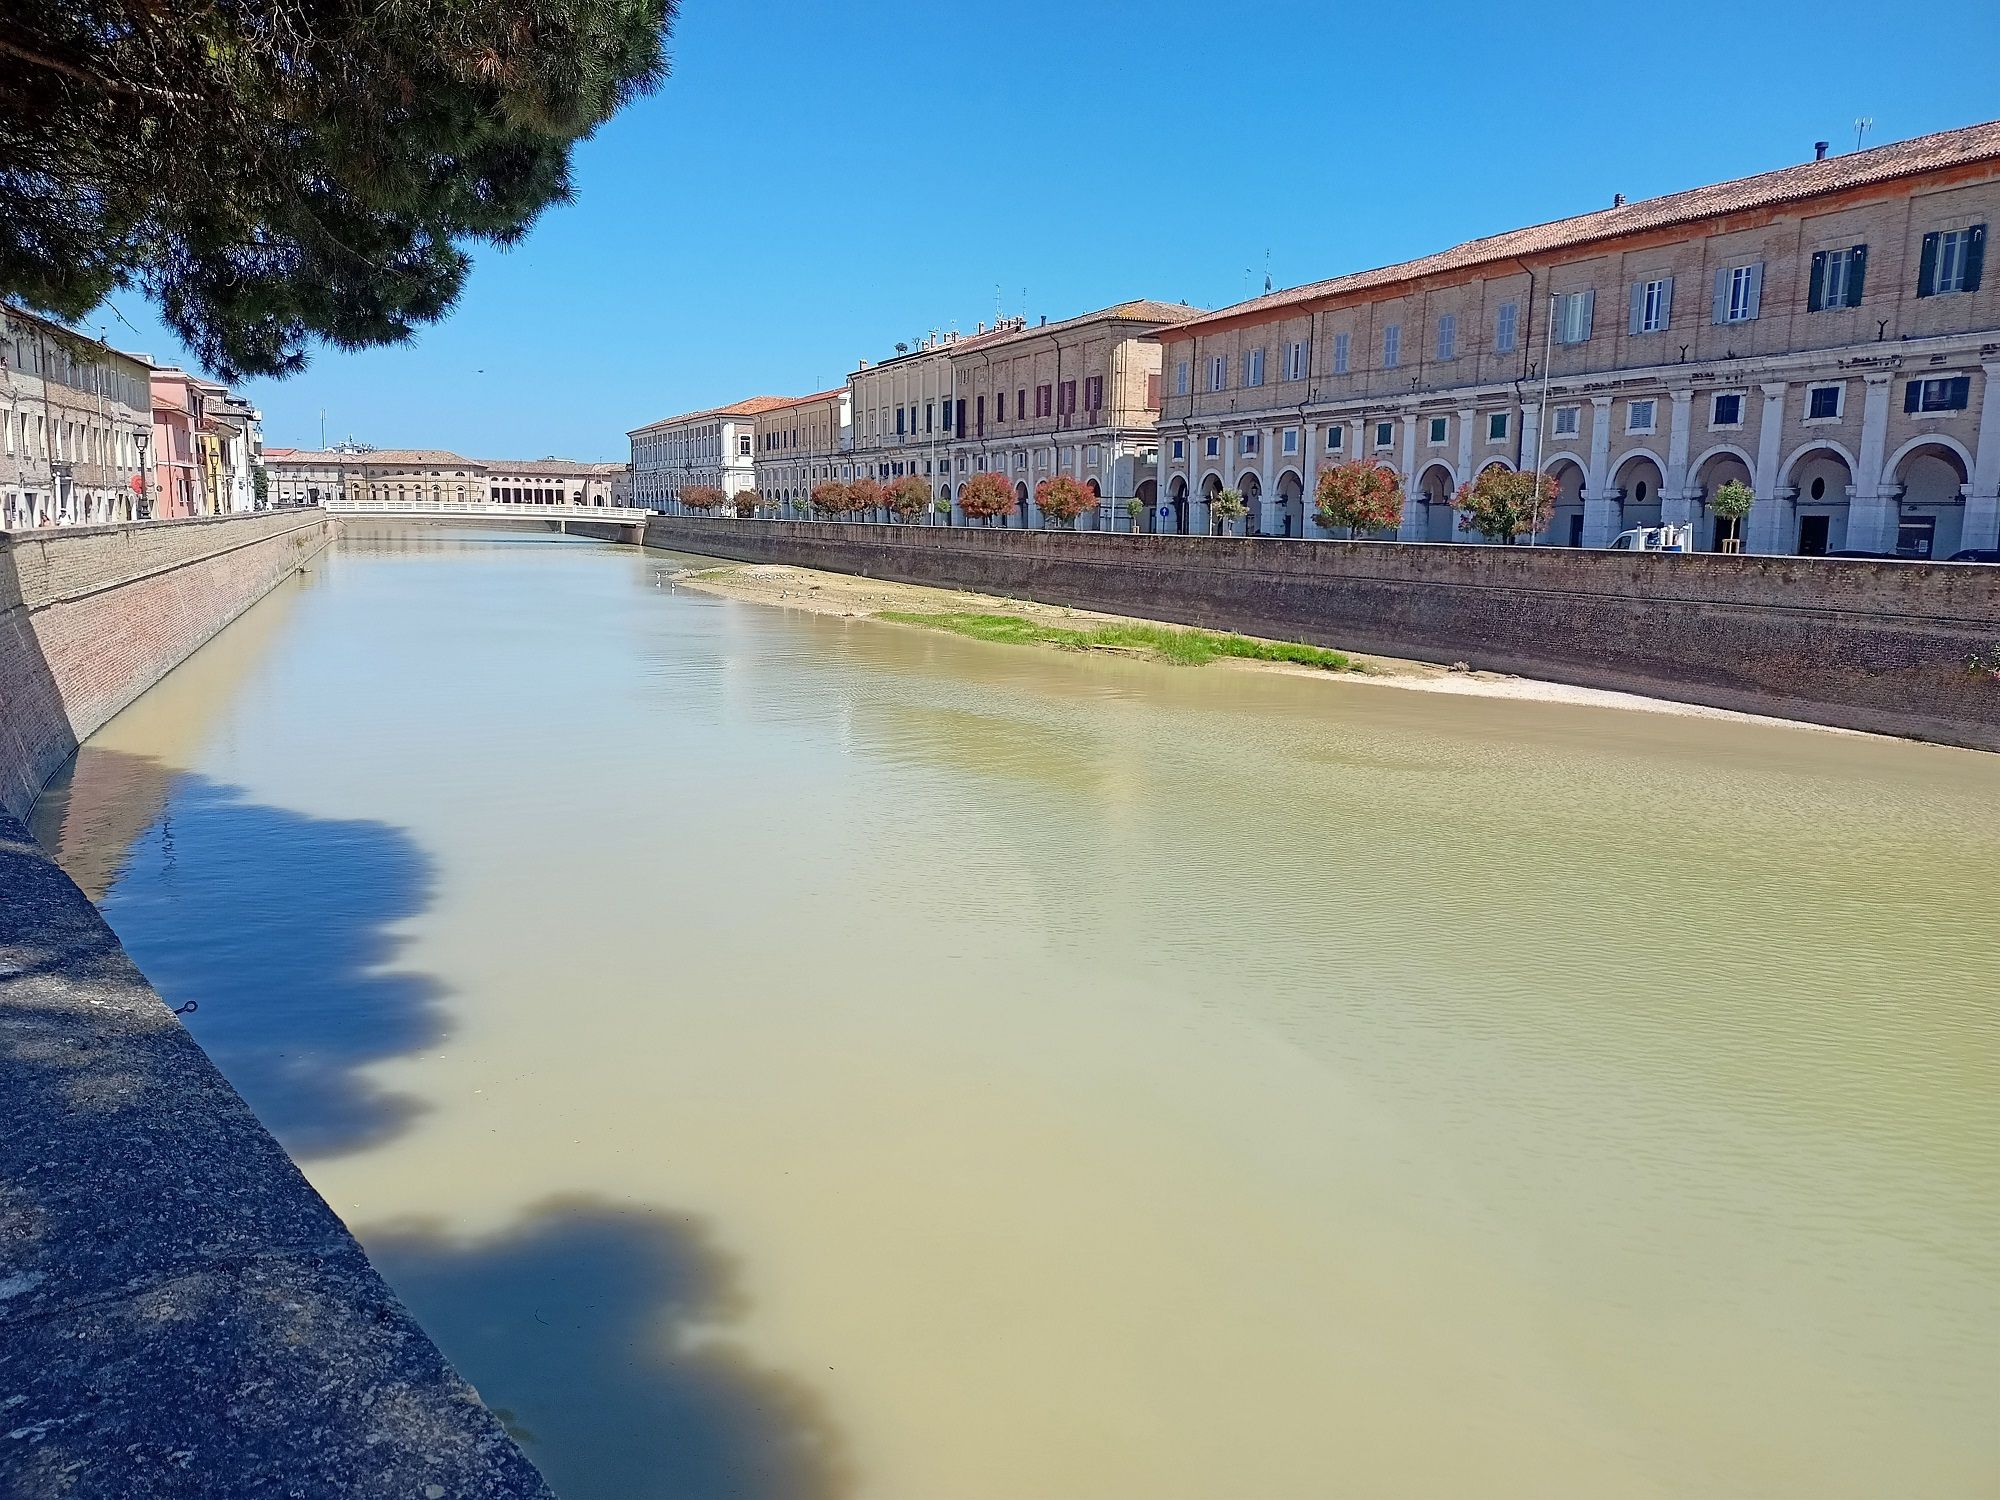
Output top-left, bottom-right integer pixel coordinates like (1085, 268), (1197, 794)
(264, 448), (475, 467)
(958, 300), (1203, 352)
(485, 458), (626, 477)
(754, 387), (846, 413)
(627, 396), (797, 435)
(1162, 118), (2000, 339)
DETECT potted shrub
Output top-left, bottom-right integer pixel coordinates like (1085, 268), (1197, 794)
(1208, 487), (1247, 533)
(1123, 497), (1144, 532)
(1314, 459), (1404, 538)
(1034, 473), (1095, 529)
(1709, 479), (1754, 552)
(1454, 467), (1556, 544)
(932, 497), (953, 525)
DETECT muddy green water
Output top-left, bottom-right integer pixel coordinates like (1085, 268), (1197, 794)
(32, 535), (2000, 1499)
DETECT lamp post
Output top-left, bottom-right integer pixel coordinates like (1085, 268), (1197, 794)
(133, 427), (151, 521)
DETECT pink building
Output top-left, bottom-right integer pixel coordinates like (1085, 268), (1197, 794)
(148, 369), (208, 519)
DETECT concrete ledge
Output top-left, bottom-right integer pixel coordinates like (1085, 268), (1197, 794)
(0, 811), (553, 1499)
(643, 516), (2000, 749)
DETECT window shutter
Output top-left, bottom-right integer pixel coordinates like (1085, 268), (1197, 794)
(1745, 262), (1763, 319)
(1949, 375), (1972, 409)
(1579, 288), (1595, 340)
(1965, 225), (1986, 292)
(1847, 245), (1867, 306)
(1903, 380), (1921, 414)
(1628, 281), (1645, 335)
(1807, 251), (1827, 313)
(1712, 267), (1731, 323)
(1659, 276), (1674, 326)
(1916, 231), (1940, 297)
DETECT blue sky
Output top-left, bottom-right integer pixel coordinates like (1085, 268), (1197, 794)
(90, 0), (2000, 460)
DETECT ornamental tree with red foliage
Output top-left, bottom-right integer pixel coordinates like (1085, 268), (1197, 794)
(958, 471), (1017, 525)
(885, 475), (931, 520)
(1314, 460), (1404, 536)
(679, 484), (726, 512)
(846, 476), (884, 518)
(1034, 474), (1095, 528)
(810, 480), (850, 516)
(732, 488), (762, 518)
(1455, 466), (1556, 544)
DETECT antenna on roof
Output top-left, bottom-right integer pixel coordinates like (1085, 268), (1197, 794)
(1853, 117), (1874, 152)
(1264, 249), (1273, 295)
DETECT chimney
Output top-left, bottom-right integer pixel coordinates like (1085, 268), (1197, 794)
(1039, 314), (1047, 327)
(1814, 140), (1830, 161)
(976, 321), (985, 333)
(1612, 193), (1625, 207)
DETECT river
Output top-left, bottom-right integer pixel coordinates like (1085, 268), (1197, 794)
(30, 533), (2000, 1499)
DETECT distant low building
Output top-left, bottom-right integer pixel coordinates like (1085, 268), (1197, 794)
(627, 398), (793, 511)
(752, 388), (848, 514)
(263, 448), (625, 507)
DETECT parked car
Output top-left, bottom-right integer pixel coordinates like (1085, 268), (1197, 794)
(1822, 549), (1897, 559)
(1946, 548), (2000, 563)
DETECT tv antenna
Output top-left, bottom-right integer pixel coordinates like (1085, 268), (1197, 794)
(1854, 116), (1874, 152)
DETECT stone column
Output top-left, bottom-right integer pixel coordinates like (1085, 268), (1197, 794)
(1661, 388), (1695, 530)
(1747, 381), (1790, 554)
(1452, 406), (1479, 546)
(1300, 419), (1322, 538)
(1581, 396), (1618, 546)
(1396, 411), (1424, 541)
(1844, 373), (1898, 552)
(1964, 361), (2000, 551)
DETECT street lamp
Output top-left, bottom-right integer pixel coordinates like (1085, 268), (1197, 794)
(132, 428), (151, 521)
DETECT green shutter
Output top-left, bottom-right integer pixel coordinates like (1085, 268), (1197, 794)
(1917, 231), (1940, 297)
(1807, 251), (1827, 312)
(1847, 245), (1867, 306)
(1948, 375), (1972, 409)
(1904, 380), (1922, 414)
(1964, 225), (1986, 292)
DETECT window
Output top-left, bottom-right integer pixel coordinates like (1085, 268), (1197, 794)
(975, 395), (986, 435)
(1427, 416), (1448, 445)
(1282, 428), (1298, 454)
(1711, 392), (1744, 427)
(1626, 398), (1656, 434)
(1058, 380), (1076, 416)
(1085, 444), (1100, 465)
(1487, 411), (1509, 441)
(1036, 384), (1053, 417)
(1552, 405), (1581, 438)
(1285, 340), (1309, 381)
(1382, 323), (1401, 368)
(1175, 360), (1190, 395)
(1145, 373), (1160, 408)
(895, 408), (906, 436)
(1495, 301), (1518, 353)
(1905, 375), (1972, 413)
(1325, 424), (1345, 452)
(1917, 225), (1985, 296)
(1713, 262), (1763, 323)
(1208, 356), (1226, 391)
(1374, 421), (1394, 449)
(1808, 245), (1867, 311)
(1085, 376), (1103, 410)
(1629, 276), (1673, 334)
(1015, 452), (1027, 471)
(1205, 436), (1220, 457)
(1243, 347), (1265, 387)
(996, 391), (1007, 422)
(738, 434), (751, 456)
(1017, 387), (1027, 419)
(1806, 384), (1843, 420)
(1171, 438), (1186, 459)
(1554, 289), (1594, 344)
(1331, 331), (1351, 374)
(1435, 314), (1457, 361)
(1240, 432), (1259, 456)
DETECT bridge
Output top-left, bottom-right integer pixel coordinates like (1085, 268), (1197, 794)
(325, 498), (650, 542)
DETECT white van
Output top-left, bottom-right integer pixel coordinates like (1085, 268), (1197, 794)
(1607, 523), (1694, 552)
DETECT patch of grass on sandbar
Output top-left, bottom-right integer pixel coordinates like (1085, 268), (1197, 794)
(876, 611), (1352, 670)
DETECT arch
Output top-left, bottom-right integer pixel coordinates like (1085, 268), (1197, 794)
(1611, 449), (1666, 532)
(1536, 449), (1589, 477)
(1609, 445), (1669, 481)
(1237, 470), (1263, 537)
(1777, 438), (1859, 490)
(1275, 468), (1305, 539)
(1132, 478), (1157, 534)
(1542, 456), (1587, 546)
(1416, 460), (1458, 496)
(1416, 462), (1457, 543)
(1474, 457), (1513, 477)
(1166, 474), (1189, 535)
(1883, 432), (1974, 487)
(1013, 479), (1030, 529)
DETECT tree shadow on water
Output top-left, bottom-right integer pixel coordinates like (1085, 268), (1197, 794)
(41, 751), (444, 1161)
(363, 1195), (854, 1500)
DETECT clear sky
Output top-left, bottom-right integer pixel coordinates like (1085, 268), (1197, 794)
(89, 0), (2000, 460)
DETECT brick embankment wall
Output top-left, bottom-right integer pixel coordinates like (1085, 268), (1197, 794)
(645, 516), (2000, 749)
(0, 810), (555, 1500)
(0, 510), (334, 821)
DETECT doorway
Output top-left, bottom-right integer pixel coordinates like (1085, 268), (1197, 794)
(1896, 515), (1937, 559)
(1797, 515), (1831, 556)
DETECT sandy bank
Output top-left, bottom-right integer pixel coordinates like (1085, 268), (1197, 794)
(664, 559), (1860, 732)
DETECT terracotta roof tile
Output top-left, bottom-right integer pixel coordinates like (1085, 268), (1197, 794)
(627, 396), (798, 434)
(963, 299), (1204, 350)
(1162, 119), (2000, 338)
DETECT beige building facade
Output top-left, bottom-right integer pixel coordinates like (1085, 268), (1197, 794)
(1, 305), (151, 531)
(847, 324), (1022, 496)
(629, 398), (788, 511)
(1156, 122), (2000, 557)
(948, 301), (1191, 528)
(753, 388), (849, 513)
(264, 448), (626, 507)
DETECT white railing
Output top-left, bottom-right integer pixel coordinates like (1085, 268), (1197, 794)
(326, 500), (647, 521)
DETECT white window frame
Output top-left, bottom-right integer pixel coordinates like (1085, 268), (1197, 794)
(1175, 361), (1190, 396)
(1436, 313), (1457, 361)
(1240, 432), (1259, 456)
(1638, 278), (1669, 333)
(1625, 398), (1657, 435)
(1281, 427), (1298, 454)
(1710, 390), (1746, 429)
(1495, 301), (1518, 353)
(1427, 416), (1448, 446)
(1382, 323), (1401, 368)
(1205, 435), (1220, 457)
(1552, 405), (1581, 438)
(1325, 424), (1345, 452)
(1725, 265), (1758, 323)
(1170, 438), (1186, 459)
(1331, 331), (1351, 375)
(1285, 340), (1308, 382)
(1804, 383), (1844, 423)
(1373, 421), (1395, 449)
(1936, 229), (1974, 294)
(1486, 411), (1509, 443)
(1208, 356), (1226, 392)
(1555, 290), (1593, 345)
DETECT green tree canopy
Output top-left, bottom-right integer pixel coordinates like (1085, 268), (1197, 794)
(0, 0), (675, 379)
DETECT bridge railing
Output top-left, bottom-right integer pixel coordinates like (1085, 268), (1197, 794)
(325, 500), (648, 521)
